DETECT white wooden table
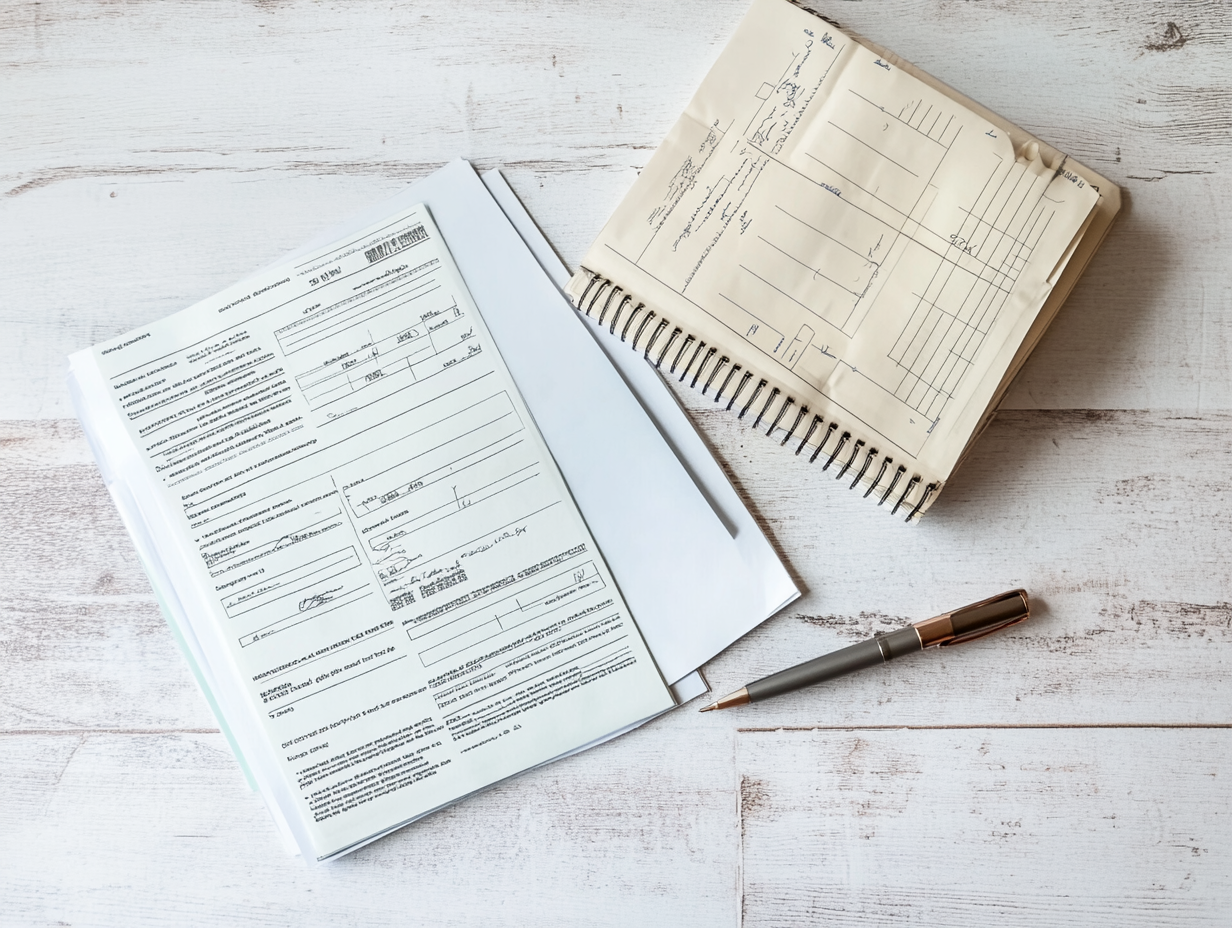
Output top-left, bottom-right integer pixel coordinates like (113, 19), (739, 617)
(3, 1), (1230, 924)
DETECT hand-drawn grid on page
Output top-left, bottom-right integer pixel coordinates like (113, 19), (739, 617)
(729, 86), (966, 367)
(607, 39), (1068, 453)
(887, 157), (1059, 418)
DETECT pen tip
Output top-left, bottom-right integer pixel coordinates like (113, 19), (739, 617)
(698, 687), (750, 712)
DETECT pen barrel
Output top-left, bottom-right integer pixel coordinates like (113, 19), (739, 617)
(746, 627), (922, 703)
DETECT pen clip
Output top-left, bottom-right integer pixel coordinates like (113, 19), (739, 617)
(940, 610), (1030, 646)
(913, 589), (1030, 648)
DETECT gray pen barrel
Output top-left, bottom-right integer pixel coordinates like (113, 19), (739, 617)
(746, 626), (923, 703)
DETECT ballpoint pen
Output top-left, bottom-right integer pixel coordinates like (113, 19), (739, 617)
(700, 589), (1030, 711)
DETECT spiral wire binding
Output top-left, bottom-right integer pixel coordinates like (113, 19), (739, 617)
(573, 272), (939, 522)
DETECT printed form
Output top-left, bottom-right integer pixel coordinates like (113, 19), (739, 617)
(73, 206), (674, 859)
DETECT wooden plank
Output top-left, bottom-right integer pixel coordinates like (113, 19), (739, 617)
(4, 167), (1227, 419)
(4, 0), (1225, 178)
(0, 419), (215, 730)
(2, 0), (1231, 417)
(0, 726), (736, 926)
(670, 395), (1232, 725)
(6, 407), (1232, 731)
(738, 727), (1232, 927)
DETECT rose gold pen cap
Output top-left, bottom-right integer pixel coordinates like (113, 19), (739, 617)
(913, 588), (1030, 648)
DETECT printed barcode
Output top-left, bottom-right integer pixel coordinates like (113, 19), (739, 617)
(364, 224), (429, 263)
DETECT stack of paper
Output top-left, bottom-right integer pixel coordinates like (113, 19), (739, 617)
(69, 160), (798, 861)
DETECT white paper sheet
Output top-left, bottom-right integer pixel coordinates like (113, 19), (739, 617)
(481, 169), (800, 650)
(285, 161), (799, 685)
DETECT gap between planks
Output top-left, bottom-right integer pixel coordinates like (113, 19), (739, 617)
(7, 723), (1232, 737)
(737, 722), (1232, 731)
(0, 728), (221, 736)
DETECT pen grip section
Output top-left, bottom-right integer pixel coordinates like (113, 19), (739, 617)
(747, 627), (921, 702)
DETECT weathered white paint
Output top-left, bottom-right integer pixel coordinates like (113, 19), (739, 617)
(739, 727), (1232, 926)
(674, 401), (1232, 727)
(3, 0), (1231, 923)
(6, 411), (1232, 730)
(1, 1), (1230, 417)
(1, 726), (739, 927)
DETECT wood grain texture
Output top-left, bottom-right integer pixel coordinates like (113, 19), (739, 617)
(7, 409), (1232, 733)
(739, 728), (1232, 926)
(672, 396), (1232, 727)
(3, 0), (1232, 922)
(1, 0), (1231, 416)
(0, 420), (216, 731)
(1, 726), (737, 927)
(6, 405), (1230, 917)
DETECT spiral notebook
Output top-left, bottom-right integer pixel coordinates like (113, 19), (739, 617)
(566, 0), (1120, 521)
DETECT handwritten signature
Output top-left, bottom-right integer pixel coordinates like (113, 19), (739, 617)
(460, 525), (528, 560)
(299, 586), (343, 613)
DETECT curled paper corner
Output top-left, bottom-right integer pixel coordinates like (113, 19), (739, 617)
(1015, 138), (1070, 179)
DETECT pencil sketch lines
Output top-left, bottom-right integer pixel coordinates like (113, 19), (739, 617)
(888, 159), (1059, 417)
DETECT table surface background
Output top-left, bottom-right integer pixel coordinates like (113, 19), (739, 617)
(3, 1), (1231, 925)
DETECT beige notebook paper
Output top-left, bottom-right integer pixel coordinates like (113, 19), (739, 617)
(566, 0), (1119, 521)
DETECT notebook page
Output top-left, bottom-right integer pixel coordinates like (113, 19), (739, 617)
(571, 0), (1099, 493)
(69, 205), (674, 861)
